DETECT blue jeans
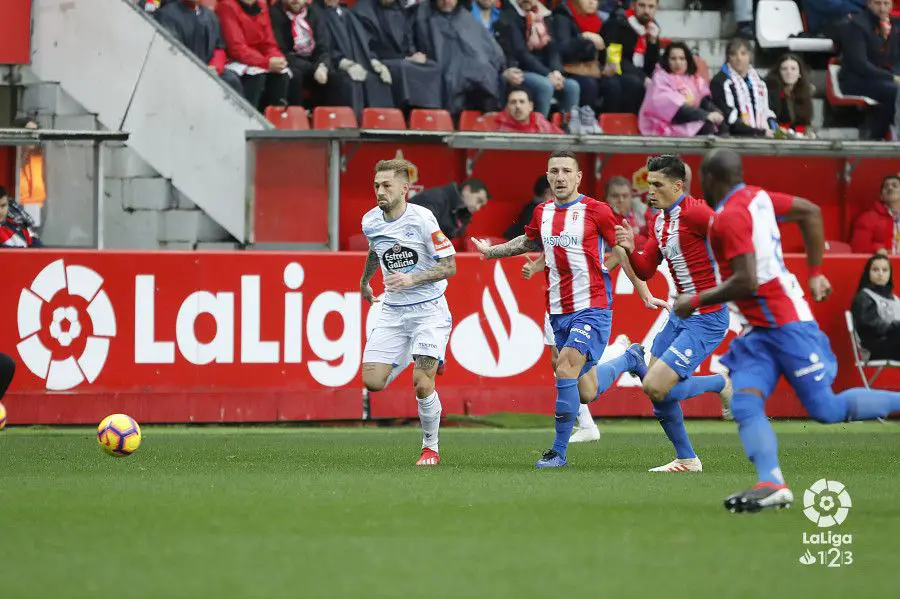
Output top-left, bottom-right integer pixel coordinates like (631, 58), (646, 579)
(522, 71), (580, 116)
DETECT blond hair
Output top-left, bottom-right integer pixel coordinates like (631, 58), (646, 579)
(374, 158), (412, 181)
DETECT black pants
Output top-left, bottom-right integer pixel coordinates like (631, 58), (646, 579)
(571, 74), (600, 110)
(840, 74), (899, 140)
(0, 352), (15, 401)
(865, 328), (900, 361)
(596, 73), (645, 114)
(241, 72), (290, 111)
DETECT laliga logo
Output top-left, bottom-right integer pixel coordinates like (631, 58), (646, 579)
(17, 259), (117, 391)
(803, 479), (852, 528)
(449, 263), (543, 377)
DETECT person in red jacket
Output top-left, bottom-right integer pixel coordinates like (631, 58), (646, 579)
(851, 174), (900, 255)
(216, 0), (290, 110)
(494, 88), (565, 133)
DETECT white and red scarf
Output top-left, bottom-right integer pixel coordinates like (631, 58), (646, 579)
(290, 6), (316, 57)
(625, 8), (659, 68)
(513, 0), (551, 52)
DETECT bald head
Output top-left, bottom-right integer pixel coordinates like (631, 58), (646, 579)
(700, 149), (744, 207)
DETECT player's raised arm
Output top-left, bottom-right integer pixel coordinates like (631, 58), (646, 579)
(471, 234), (542, 259)
(771, 192), (831, 301)
(521, 254), (545, 279)
(360, 243), (381, 303)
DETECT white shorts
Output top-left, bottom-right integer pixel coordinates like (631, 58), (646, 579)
(543, 313), (555, 346)
(363, 295), (452, 365)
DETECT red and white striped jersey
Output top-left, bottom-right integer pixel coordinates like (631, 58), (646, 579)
(524, 194), (620, 314)
(708, 184), (813, 328)
(636, 195), (720, 314)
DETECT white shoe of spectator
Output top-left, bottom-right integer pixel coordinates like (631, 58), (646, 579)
(579, 106), (603, 135)
(567, 108), (583, 135)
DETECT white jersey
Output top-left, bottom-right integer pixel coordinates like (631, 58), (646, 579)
(362, 203), (456, 306)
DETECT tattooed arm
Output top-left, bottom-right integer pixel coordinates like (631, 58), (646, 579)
(471, 235), (542, 259)
(384, 255), (457, 291)
(360, 247), (380, 303)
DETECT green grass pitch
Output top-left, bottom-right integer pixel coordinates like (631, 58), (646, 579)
(1, 420), (897, 598)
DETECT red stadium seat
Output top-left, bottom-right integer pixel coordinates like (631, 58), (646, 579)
(824, 240), (853, 254)
(410, 109), (454, 131)
(313, 106), (359, 130)
(264, 106), (310, 130)
(459, 111), (498, 132)
(599, 113), (639, 135)
(362, 108), (407, 130)
(826, 58), (878, 108)
(551, 112), (564, 129)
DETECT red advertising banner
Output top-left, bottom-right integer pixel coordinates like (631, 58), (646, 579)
(2, 251), (897, 425)
(0, 0), (32, 65)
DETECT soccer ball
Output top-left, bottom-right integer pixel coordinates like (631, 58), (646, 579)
(0, 402), (6, 430)
(97, 414), (142, 457)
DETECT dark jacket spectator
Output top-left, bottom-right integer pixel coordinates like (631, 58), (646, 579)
(217, 0), (290, 109)
(851, 174), (900, 254)
(505, 175), (552, 239)
(495, 0), (583, 119)
(803, 0), (867, 36)
(598, 2), (660, 82)
(595, 0), (661, 113)
(552, 0), (607, 112)
(710, 38), (777, 137)
(316, 0), (395, 118)
(270, 0), (333, 106)
(765, 53), (815, 136)
(851, 253), (900, 359)
(353, 0), (443, 109)
(410, 180), (491, 240)
(838, 1), (900, 139)
(412, 0), (508, 114)
(155, 0), (243, 94)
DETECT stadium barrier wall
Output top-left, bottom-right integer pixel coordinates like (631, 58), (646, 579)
(250, 136), (900, 252)
(5, 252), (899, 425)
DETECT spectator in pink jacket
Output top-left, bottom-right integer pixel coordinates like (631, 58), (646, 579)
(638, 41), (723, 137)
(851, 174), (900, 255)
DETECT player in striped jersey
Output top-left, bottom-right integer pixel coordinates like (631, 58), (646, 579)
(472, 150), (665, 468)
(676, 149), (900, 512)
(616, 155), (734, 473)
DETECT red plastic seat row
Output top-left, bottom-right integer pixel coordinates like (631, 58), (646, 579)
(266, 106), (643, 135)
(265, 106), (460, 131)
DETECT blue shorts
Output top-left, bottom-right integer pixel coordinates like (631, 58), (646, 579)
(720, 321), (838, 400)
(650, 306), (730, 380)
(549, 308), (612, 377)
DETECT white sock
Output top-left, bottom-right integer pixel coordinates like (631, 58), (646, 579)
(417, 390), (442, 452)
(577, 403), (596, 429)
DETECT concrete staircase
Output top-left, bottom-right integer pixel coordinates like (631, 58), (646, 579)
(20, 81), (240, 249)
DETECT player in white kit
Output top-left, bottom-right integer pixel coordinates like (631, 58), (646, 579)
(360, 159), (456, 466)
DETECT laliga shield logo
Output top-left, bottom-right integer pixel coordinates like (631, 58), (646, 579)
(803, 479), (852, 528)
(450, 263), (543, 377)
(17, 259), (117, 390)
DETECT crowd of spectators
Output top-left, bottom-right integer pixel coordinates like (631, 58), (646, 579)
(142, 0), (898, 138)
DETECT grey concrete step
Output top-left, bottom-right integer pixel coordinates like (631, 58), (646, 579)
(655, 10), (723, 40)
(159, 209), (231, 244)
